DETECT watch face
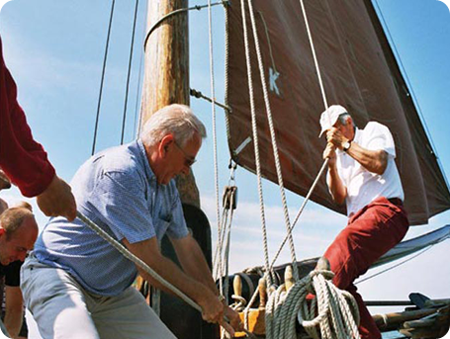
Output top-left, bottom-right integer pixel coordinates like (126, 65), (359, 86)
(343, 141), (350, 151)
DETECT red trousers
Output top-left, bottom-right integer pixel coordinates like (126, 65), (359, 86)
(324, 197), (409, 339)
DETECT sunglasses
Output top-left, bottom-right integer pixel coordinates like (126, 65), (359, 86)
(174, 140), (197, 167)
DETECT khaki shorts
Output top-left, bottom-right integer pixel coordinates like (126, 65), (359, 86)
(21, 255), (176, 339)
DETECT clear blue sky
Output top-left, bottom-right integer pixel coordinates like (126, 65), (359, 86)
(1, 0), (450, 312)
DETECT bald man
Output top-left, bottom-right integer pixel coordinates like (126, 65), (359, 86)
(0, 208), (38, 338)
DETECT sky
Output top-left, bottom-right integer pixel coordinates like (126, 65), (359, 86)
(0, 0), (450, 324)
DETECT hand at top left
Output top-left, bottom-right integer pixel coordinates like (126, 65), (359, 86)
(36, 175), (77, 221)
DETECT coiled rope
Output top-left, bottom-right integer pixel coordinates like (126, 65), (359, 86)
(266, 263), (360, 339)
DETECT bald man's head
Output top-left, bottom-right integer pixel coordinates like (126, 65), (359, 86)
(0, 207), (38, 265)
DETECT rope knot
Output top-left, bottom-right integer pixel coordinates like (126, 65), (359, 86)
(310, 269), (335, 281)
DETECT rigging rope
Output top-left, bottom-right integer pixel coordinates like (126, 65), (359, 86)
(134, 0), (148, 138)
(235, 0), (363, 337)
(239, 0), (275, 288)
(269, 0), (335, 270)
(356, 243), (438, 285)
(373, 0), (450, 191)
(143, 1), (229, 51)
(270, 159), (329, 269)
(297, 0), (328, 109)
(92, 0), (116, 156)
(120, 0), (140, 145)
(207, 0), (226, 299)
(246, 0), (299, 280)
(133, 48), (144, 138)
(190, 88), (231, 112)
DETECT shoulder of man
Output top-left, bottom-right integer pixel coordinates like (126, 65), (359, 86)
(364, 121), (391, 133)
(362, 121), (394, 141)
(98, 144), (144, 176)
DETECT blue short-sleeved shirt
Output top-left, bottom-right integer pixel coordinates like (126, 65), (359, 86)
(34, 140), (189, 296)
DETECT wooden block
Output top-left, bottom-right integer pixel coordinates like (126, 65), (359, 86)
(234, 309), (266, 338)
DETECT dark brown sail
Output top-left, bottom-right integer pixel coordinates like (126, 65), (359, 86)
(225, 0), (450, 225)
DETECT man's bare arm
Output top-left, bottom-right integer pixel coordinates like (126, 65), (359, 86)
(326, 127), (388, 175)
(345, 142), (388, 175)
(122, 237), (223, 324)
(323, 143), (347, 204)
(171, 235), (241, 333)
(4, 286), (23, 339)
(171, 235), (217, 294)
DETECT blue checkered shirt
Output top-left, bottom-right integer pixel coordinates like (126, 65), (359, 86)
(34, 140), (188, 296)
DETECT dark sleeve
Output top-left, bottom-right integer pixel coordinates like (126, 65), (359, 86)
(4, 261), (22, 287)
(0, 36), (55, 197)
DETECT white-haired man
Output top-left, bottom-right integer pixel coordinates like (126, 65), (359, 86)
(21, 104), (240, 339)
(320, 105), (409, 339)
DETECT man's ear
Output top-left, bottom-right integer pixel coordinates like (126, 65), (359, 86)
(0, 228), (6, 238)
(159, 134), (174, 158)
(347, 116), (353, 127)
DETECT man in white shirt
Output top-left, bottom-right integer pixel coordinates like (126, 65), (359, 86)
(320, 105), (409, 339)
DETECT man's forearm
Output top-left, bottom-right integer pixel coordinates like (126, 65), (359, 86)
(327, 166), (346, 205)
(174, 237), (218, 295)
(4, 309), (23, 338)
(345, 142), (387, 175)
(123, 238), (215, 306)
(4, 286), (24, 339)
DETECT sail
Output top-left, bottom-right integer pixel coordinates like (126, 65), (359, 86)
(224, 0), (450, 225)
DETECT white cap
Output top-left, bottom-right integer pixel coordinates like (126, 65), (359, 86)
(319, 105), (348, 137)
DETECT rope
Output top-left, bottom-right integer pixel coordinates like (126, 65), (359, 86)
(265, 0), (336, 272)
(223, 189), (237, 299)
(143, 1), (229, 51)
(76, 211), (201, 312)
(240, 0), (274, 288)
(356, 244), (437, 285)
(76, 211), (257, 337)
(207, 0), (224, 298)
(213, 201), (230, 279)
(270, 158), (329, 268)
(297, 0), (328, 109)
(213, 185), (238, 303)
(92, 0), (116, 156)
(246, 0), (299, 280)
(265, 268), (360, 339)
(133, 49), (144, 138)
(190, 88), (231, 112)
(223, 1), (233, 150)
(133, 0), (148, 138)
(373, 0), (450, 191)
(120, 0), (140, 145)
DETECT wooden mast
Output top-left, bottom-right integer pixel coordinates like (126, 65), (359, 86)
(141, 0), (200, 208)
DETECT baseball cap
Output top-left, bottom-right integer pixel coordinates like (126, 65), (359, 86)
(319, 105), (348, 137)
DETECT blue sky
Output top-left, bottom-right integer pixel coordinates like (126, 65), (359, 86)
(1, 0), (450, 316)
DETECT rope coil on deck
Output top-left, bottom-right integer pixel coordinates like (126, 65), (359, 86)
(265, 266), (361, 339)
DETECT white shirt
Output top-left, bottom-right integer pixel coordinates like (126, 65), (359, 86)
(335, 122), (404, 216)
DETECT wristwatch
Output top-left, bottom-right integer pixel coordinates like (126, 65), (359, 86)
(342, 141), (352, 152)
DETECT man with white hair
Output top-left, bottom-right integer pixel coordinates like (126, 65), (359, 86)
(320, 105), (410, 339)
(21, 104), (240, 339)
